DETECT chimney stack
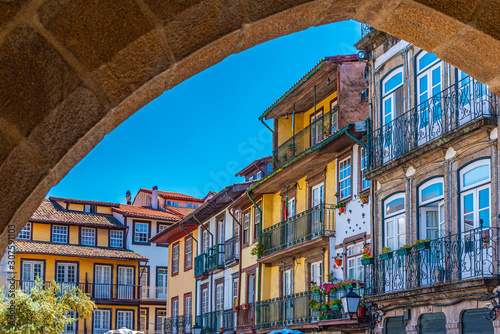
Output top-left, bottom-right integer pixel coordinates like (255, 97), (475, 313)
(152, 186), (159, 209)
(126, 190), (131, 205)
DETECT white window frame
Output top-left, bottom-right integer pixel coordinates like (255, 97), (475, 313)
(110, 230), (123, 248)
(384, 193), (406, 250)
(81, 227), (96, 246)
(185, 237), (193, 269)
(117, 310), (134, 329)
(460, 159), (491, 231)
(419, 178), (445, 239)
(17, 223), (31, 240)
(172, 243), (179, 274)
(339, 157), (352, 200)
(287, 197), (296, 218)
(134, 222), (149, 243)
(283, 269), (293, 296)
(52, 225), (68, 244)
(216, 283), (224, 311)
(382, 67), (404, 127)
(360, 147), (370, 190)
(201, 288), (209, 314)
(93, 309), (110, 332)
(310, 261), (323, 285)
(256, 171), (263, 180)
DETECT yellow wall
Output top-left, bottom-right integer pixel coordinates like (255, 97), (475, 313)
(96, 206), (113, 214)
(276, 91), (337, 146)
(33, 223), (51, 242)
(69, 226), (79, 244)
(167, 229), (198, 317)
(31, 222), (114, 248)
(68, 203), (84, 211)
(97, 229), (109, 247)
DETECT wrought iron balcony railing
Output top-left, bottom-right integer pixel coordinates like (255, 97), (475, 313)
(140, 285), (167, 301)
(367, 76), (498, 171)
(236, 302), (255, 331)
(195, 310), (224, 333)
(260, 204), (335, 258)
(195, 253), (208, 277)
(363, 226), (500, 296)
(164, 315), (192, 334)
(273, 106), (339, 169)
(207, 244), (225, 270)
(223, 309), (236, 332)
(360, 23), (374, 38)
(224, 236), (239, 266)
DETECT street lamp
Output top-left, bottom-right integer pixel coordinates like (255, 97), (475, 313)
(192, 324), (202, 334)
(341, 288), (361, 319)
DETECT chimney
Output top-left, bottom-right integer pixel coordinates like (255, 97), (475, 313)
(152, 186), (159, 209)
(125, 190), (132, 205)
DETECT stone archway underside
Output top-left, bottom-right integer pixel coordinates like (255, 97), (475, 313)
(1, 0), (500, 251)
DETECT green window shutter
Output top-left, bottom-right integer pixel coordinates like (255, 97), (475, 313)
(419, 313), (446, 334)
(385, 316), (406, 334)
(462, 309), (494, 334)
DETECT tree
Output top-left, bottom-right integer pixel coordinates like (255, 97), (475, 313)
(0, 277), (96, 334)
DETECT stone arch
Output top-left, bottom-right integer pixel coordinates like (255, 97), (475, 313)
(1, 0), (500, 250)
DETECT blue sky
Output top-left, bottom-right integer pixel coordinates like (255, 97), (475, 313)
(48, 20), (362, 203)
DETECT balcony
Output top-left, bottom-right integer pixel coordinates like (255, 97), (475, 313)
(236, 302), (255, 331)
(224, 236), (239, 266)
(367, 76), (498, 173)
(195, 253), (208, 277)
(360, 23), (374, 38)
(206, 244), (225, 270)
(195, 310), (223, 333)
(164, 315), (192, 334)
(140, 285), (167, 301)
(260, 204), (335, 260)
(223, 309), (235, 332)
(364, 226), (500, 297)
(273, 106), (339, 169)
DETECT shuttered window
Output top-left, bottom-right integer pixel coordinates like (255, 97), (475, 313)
(419, 313), (446, 334)
(384, 316), (405, 334)
(462, 309), (493, 334)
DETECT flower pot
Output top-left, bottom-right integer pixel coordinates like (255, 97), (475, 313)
(379, 251), (393, 260)
(233, 306), (239, 312)
(338, 207), (345, 213)
(357, 307), (367, 317)
(320, 305), (328, 312)
(335, 258), (342, 266)
(313, 291), (320, 295)
(361, 257), (374, 265)
(241, 304), (249, 310)
(330, 304), (340, 310)
(345, 283), (353, 289)
(396, 247), (411, 256)
(413, 241), (430, 251)
(360, 197), (368, 204)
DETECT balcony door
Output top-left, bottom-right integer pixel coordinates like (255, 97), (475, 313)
(283, 269), (293, 322)
(93, 309), (111, 334)
(21, 260), (44, 293)
(172, 298), (179, 334)
(157, 268), (168, 299)
(117, 266), (134, 299)
(56, 262), (77, 293)
(381, 68), (404, 161)
(419, 178), (445, 240)
(383, 194), (406, 292)
(311, 183), (324, 235)
(457, 70), (490, 126)
(416, 52), (442, 146)
(94, 265), (111, 299)
(310, 108), (324, 147)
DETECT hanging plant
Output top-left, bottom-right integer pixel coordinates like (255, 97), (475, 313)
(250, 243), (266, 257)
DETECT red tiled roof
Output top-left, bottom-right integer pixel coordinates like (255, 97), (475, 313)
(14, 240), (147, 261)
(164, 206), (196, 217)
(139, 188), (203, 202)
(31, 199), (125, 228)
(113, 204), (181, 221)
(49, 196), (119, 207)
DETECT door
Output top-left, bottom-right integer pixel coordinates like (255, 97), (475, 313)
(310, 109), (324, 147)
(117, 310), (133, 329)
(21, 260), (43, 293)
(157, 310), (167, 334)
(457, 70), (490, 126)
(384, 214), (406, 292)
(283, 269), (293, 321)
(93, 309), (111, 334)
(118, 266), (134, 299)
(184, 295), (192, 332)
(311, 183), (324, 235)
(216, 283), (224, 329)
(172, 298), (179, 334)
(248, 274), (255, 304)
(417, 62), (442, 145)
(285, 198), (296, 245)
(63, 310), (77, 334)
(218, 219), (225, 244)
(56, 263), (77, 293)
(381, 69), (404, 161)
(94, 265), (111, 299)
(157, 268), (168, 299)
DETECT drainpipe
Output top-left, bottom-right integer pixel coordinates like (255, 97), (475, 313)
(345, 125), (367, 148)
(179, 223), (197, 243)
(246, 189), (263, 325)
(229, 208), (243, 322)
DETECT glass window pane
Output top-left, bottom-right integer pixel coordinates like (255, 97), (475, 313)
(384, 72), (403, 94)
(421, 183), (443, 202)
(463, 165), (489, 188)
(386, 220), (394, 237)
(463, 193), (474, 214)
(432, 67), (441, 86)
(480, 209), (490, 227)
(386, 198), (404, 215)
(384, 98), (392, 117)
(419, 76), (428, 94)
(418, 53), (438, 72)
(479, 188), (490, 209)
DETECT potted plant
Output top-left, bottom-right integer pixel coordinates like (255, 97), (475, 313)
(412, 238), (431, 251)
(359, 194), (369, 204)
(251, 243), (266, 257)
(396, 244), (412, 256)
(329, 298), (342, 310)
(361, 252), (374, 265)
(322, 124), (332, 137)
(241, 303), (249, 310)
(232, 306), (239, 312)
(288, 142), (297, 155)
(334, 253), (343, 267)
(282, 152), (289, 162)
(335, 202), (346, 213)
(379, 247), (393, 260)
(311, 282), (321, 295)
(308, 299), (320, 312)
(344, 279), (357, 290)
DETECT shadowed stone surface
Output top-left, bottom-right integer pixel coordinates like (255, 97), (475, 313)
(1, 0), (500, 254)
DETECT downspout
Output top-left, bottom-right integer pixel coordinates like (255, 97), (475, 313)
(345, 125), (367, 148)
(246, 189), (263, 325)
(179, 223), (197, 243)
(229, 208), (243, 322)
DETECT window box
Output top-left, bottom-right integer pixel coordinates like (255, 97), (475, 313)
(330, 304), (340, 311)
(379, 251), (393, 260)
(313, 291), (321, 296)
(413, 241), (430, 251)
(320, 305), (328, 312)
(396, 247), (411, 256)
(337, 285), (345, 291)
(361, 257), (374, 265)
(344, 283), (357, 290)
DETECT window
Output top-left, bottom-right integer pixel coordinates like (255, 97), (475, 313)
(84, 205), (96, 213)
(460, 159), (491, 231)
(310, 261), (323, 286)
(419, 178), (445, 239)
(243, 210), (250, 245)
(156, 310), (167, 333)
(247, 175), (254, 182)
(158, 224), (168, 233)
(184, 293), (192, 315)
(81, 227), (96, 246)
(217, 219), (225, 244)
(117, 310), (134, 329)
(52, 225), (68, 243)
(216, 283), (224, 311)
(140, 309), (147, 331)
(347, 243), (364, 281)
(360, 147), (370, 190)
(17, 223), (31, 240)
(93, 310), (110, 332)
(21, 260), (44, 292)
(185, 237), (193, 270)
(94, 265), (112, 299)
(63, 310), (77, 334)
(254, 205), (260, 242)
(310, 108), (324, 146)
(201, 288), (209, 314)
(287, 197), (296, 219)
(140, 267), (149, 287)
(232, 277), (238, 307)
(172, 243), (180, 275)
(157, 268), (168, 299)
(171, 298), (179, 317)
(56, 262), (77, 287)
(110, 230), (123, 248)
(256, 171), (263, 180)
(233, 210), (241, 238)
(134, 222), (149, 244)
(384, 193), (406, 250)
(339, 157), (352, 199)
(416, 51), (442, 134)
(381, 68), (404, 147)
(331, 100), (339, 133)
(202, 230), (210, 254)
(282, 269), (293, 296)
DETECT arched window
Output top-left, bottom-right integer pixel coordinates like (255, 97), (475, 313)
(419, 312), (446, 334)
(462, 309), (493, 333)
(384, 193), (406, 250)
(418, 178), (445, 239)
(459, 159), (491, 231)
(381, 67), (404, 130)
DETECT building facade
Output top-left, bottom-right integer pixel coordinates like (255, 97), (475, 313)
(357, 26), (500, 333)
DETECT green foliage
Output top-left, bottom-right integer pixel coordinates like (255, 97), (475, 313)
(382, 247), (392, 254)
(0, 277), (95, 334)
(251, 243), (267, 257)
